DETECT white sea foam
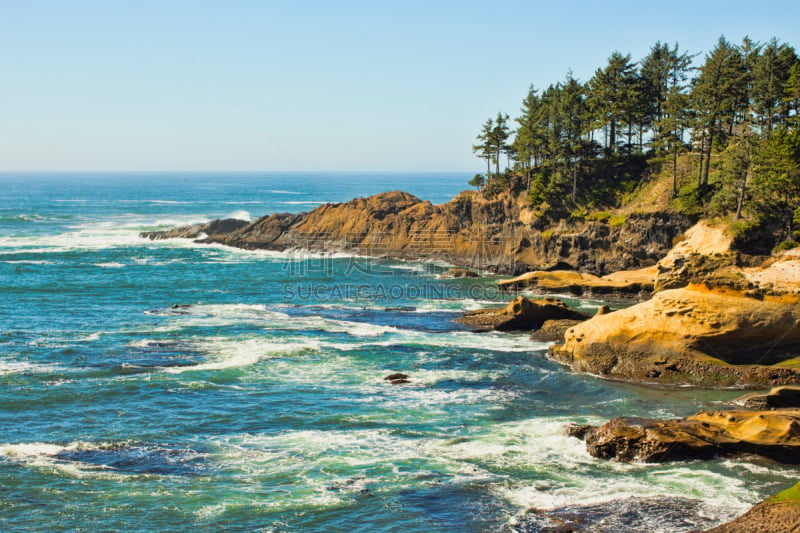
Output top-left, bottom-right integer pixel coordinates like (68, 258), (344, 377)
(0, 441), (128, 479)
(224, 209), (252, 221)
(94, 262), (126, 268)
(0, 360), (64, 375)
(1, 259), (58, 265)
(266, 189), (302, 195)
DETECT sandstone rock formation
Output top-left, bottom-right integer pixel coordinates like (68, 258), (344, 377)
(497, 266), (656, 300)
(549, 283), (800, 387)
(141, 190), (691, 275)
(456, 296), (589, 332)
(568, 409), (800, 463)
(731, 386), (800, 409)
(529, 319), (585, 342)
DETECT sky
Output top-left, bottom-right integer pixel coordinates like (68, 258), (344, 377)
(1, 0), (799, 172)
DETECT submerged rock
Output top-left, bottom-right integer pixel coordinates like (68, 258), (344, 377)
(702, 481), (800, 532)
(505, 496), (721, 533)
(570, 409), (800, 463)
(439, 268), (479, 279)
(456, 296), (589, 332)
(384, 372), (410, 384)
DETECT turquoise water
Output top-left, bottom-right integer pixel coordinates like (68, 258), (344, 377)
(0, 172), (796, 532)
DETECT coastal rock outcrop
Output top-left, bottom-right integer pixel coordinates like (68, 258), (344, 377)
(439, 268), (479, 279)
(497, 266), (656, 300)
(549, 283), (800, 387)
(140, 190), (691, 275)
(568, 409), (800, 463)
(456, 296), (589, 332)
(731, 386), (800, 409)
(140, 218), (249, 240)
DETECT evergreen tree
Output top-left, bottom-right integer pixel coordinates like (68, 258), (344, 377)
(785, 62), (800, 127)
(752, 39), (798, 132)
(691, 36), (749, 188)
(640, 42), (693, 144)
(513, 86), (545, 188)
(473, 117), (494, 178)
(750, 128), (800, 238)
(489, 112), (512, 177)
(587, 52), (638, 154)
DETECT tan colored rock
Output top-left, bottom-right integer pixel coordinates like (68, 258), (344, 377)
(456, 296), (589, 332)
(731, 386), (800, 410)
(571, 409), (800, 464)
(529, 319), (584, 342)
(549, 284), (800, 387)
(497, 266), (656, 299)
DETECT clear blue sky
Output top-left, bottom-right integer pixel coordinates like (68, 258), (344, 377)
(1, 0), (798, 171)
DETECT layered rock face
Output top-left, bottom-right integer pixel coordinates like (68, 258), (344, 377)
(142, 190), (690, 275)
(497, 266), (657, 300)
(569, 409), (800, 464)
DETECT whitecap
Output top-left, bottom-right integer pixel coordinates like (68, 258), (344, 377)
(224, 209), (251, 222)
(94, 262), (126, 268)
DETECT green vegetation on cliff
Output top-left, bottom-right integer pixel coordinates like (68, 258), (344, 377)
(475, 36), (800, 250)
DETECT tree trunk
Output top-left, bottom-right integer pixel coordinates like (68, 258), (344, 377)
(609, 122), (616, 153)
(571, 162), (577, 202)
(697, 135), (705, 189)
(672, 148), (678, 198)
(702, 129), (713, 188)
(735, 169), (748, 220)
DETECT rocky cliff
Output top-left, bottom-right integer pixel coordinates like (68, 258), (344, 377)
(547, 222), (800, 388)
(141, 190), (691, 275)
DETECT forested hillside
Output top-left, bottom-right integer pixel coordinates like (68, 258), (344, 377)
(473, 36), (800, 251)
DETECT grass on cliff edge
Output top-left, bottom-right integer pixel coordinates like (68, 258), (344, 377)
(768, 482), (800, 504)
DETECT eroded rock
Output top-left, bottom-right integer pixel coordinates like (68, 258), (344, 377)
(571, 410), (800, 463)
(456, 296), (589, 332)
(549, 284), (800, 387)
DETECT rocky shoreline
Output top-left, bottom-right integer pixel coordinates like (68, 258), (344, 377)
(142, 190), (800, 531)
(142, 190), (691, 275)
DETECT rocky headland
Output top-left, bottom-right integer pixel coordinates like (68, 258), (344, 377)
(141, 190), (690, 275)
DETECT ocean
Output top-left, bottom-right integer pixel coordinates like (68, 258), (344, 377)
(0, 172), (794, 532)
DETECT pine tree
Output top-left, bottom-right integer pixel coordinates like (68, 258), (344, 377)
(587, 52), (637, 154)
(473, 118), (494, 178)
(691, 36), (749, 188)
(513, 86), (545, 188)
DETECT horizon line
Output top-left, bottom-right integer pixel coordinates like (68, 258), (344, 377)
(0, 169), (477, 174)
